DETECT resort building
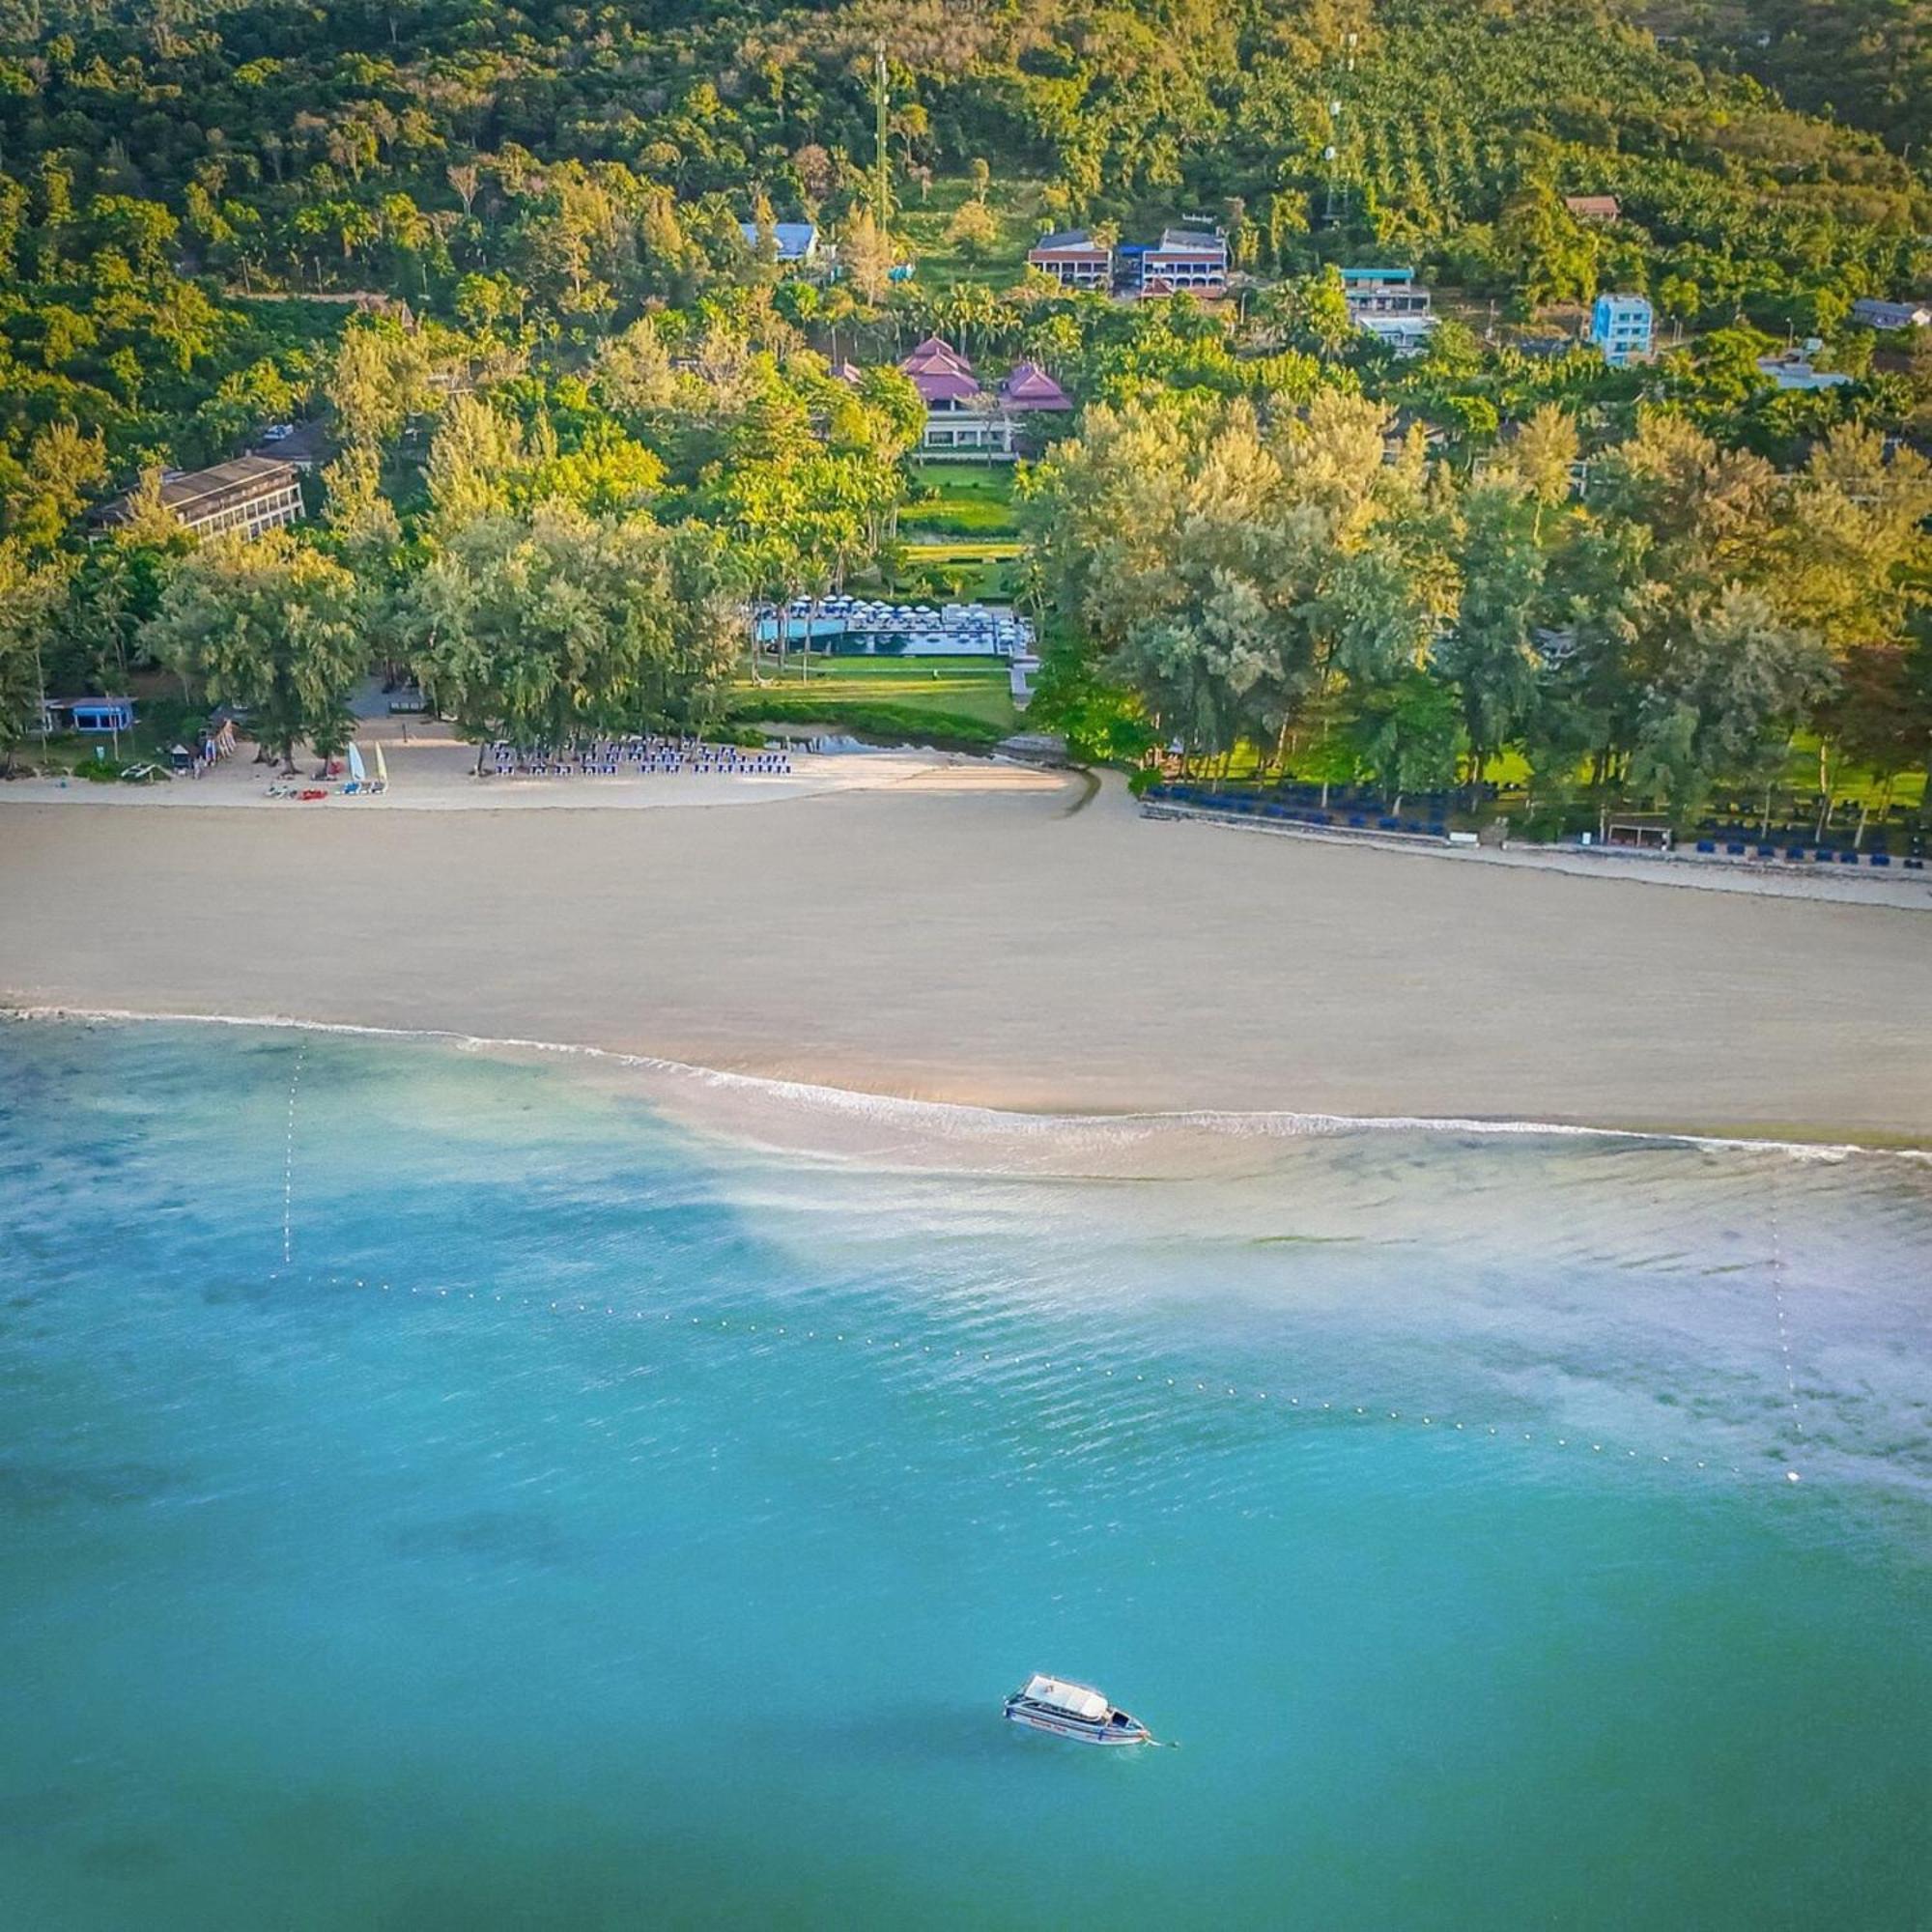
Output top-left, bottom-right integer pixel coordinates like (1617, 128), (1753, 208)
(1026, 230), (1113, 290)
(1343, 268), (1436, 354)
(897, 341), (1073, 459)
(738, 218), (819, 264)
(900, 337), (1013, 457)
(1755, 347), (1852, 392)
(1139, 228), (1228, 296)
(1589, 292), (1654, 365)
(1850, 298), (1931, 331)
(42, 696), (136, 735)
(1563, 195), (1621, 223)
(997, 362), (1073, 416)
(95, 456), (305, 542)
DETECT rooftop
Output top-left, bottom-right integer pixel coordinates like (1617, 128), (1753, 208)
(1031, 230), (1107, 254)
(97, 455), (300, 527)
(739, 218), (817, 260)
(1850, 298), (1930, 326)
(901, 337), (981, 406)
(999, 362), (1072, 411)
(902, 336), (974, 376)
(1152, 228), (1227, 256)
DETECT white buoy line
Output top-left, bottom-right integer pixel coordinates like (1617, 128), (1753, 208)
(295, 1264), (1807, 1490)
(1768, 1192), (1805, 1485)
(277, 1042), (306, 1273)
(262, 1030), (1804, 1493)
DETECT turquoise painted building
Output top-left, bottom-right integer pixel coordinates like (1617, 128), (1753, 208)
(1590, 292), (1653, 365)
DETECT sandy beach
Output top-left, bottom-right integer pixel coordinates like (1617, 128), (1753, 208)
(4, 753), (1928, 1146)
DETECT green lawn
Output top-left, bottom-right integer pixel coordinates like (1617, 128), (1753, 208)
(729, 655), (1020, 745)
(901, 462), (1021, 537)
(895, 177), (1047, 290)
(881, 538), (1021, 600)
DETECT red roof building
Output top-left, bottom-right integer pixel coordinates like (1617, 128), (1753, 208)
(1027, 230), (1113, 290)
(998, 363), (1073, 412)
(900, 337), (983, 408)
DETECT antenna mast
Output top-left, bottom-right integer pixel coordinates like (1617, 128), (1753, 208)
(872, 42), (892, 235)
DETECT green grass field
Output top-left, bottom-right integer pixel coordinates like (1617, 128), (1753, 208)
(888, 540), (1022, 600)
(895, 177), (1047, 290)
(730, 655), (1020, 745)
(901, 463), (1021, 538)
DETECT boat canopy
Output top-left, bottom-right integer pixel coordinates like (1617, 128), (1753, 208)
(1022, 1675), (1109, 1720)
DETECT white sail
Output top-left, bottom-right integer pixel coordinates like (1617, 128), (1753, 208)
(347, 741), (367, 782)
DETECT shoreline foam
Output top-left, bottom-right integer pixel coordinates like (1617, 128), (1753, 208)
(6, 781), (1928, 1147)
(13, 1005), (1926, 1171)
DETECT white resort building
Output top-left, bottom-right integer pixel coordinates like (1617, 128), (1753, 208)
(896, 339), (1072, 459)
(95, 456), (305, 542)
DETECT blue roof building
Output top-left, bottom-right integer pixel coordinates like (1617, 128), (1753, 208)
(739, 219), (819, 264)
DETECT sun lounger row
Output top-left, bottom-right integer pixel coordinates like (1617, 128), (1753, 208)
(1691, 839), (1918, 867)
(1148, 785), (1449, 838)
(483, 736), (792, 779)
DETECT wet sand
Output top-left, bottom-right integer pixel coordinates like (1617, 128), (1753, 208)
(3, 771), (1928, 1144)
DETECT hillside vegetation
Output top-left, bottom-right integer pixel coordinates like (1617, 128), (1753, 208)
(0, 0), (1925, 837)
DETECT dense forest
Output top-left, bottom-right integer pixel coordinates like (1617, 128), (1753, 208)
(0, 0), (1926, 829)
(1657, 0), (1932, 161)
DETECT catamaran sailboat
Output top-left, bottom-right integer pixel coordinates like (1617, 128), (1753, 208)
(1004, 1675), (1151, 1746)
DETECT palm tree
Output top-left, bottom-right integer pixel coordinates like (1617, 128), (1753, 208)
(944, 280), (997, 357)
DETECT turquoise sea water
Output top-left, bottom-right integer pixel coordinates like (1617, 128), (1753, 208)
(1, 1021), (1928, 1930)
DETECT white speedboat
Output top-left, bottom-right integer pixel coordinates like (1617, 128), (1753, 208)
(1004, 1674), (1151, 1746)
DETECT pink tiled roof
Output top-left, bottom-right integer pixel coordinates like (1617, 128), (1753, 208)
(999, 362), (1072, 411)
(901, 335), (974, 377)
(908, 368), (982, 405)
